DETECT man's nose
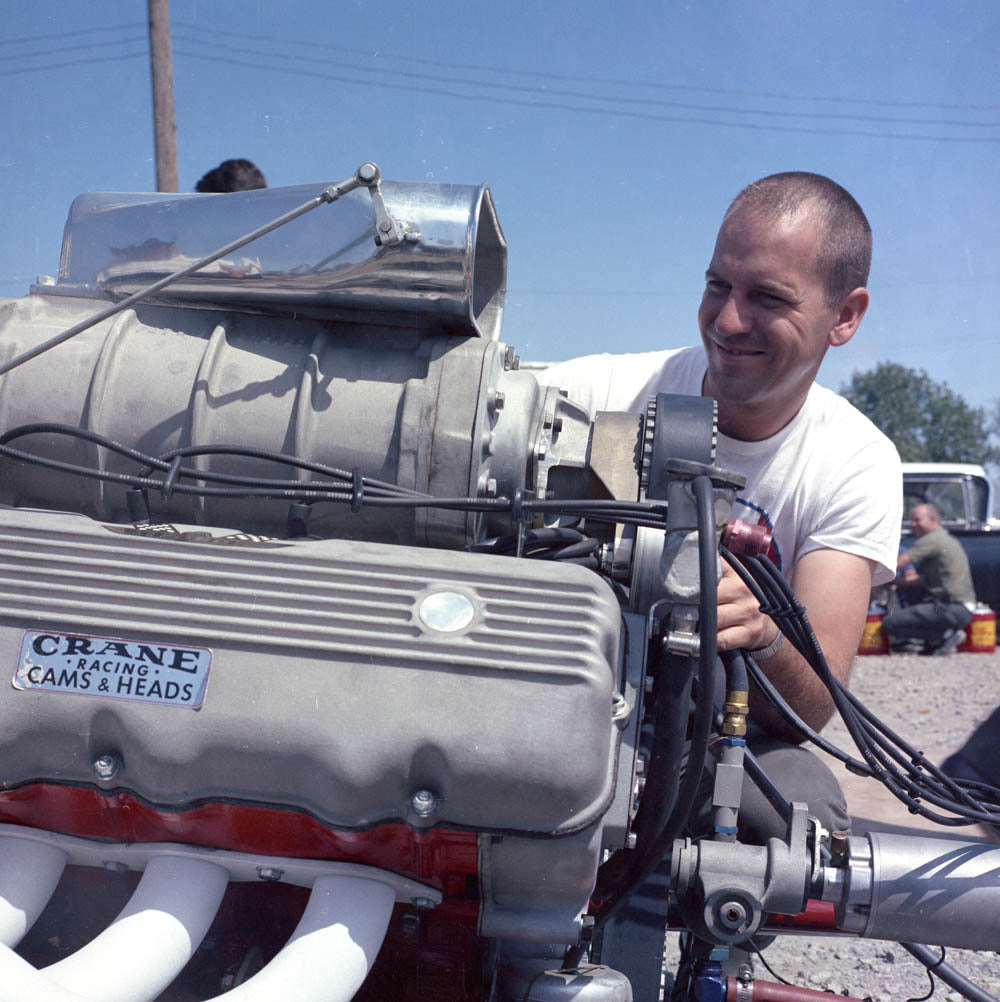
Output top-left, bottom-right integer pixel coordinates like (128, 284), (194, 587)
(715, 294), (751, 335)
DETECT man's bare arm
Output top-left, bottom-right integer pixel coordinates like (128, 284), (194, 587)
(716, 548), (876, 742)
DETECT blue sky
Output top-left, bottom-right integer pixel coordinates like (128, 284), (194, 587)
(3, 0), (998, 421)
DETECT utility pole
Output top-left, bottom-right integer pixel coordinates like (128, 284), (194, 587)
(148, 0), (178, 192)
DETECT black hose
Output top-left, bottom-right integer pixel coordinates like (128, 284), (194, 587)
(720, 648), (748, 694)
(901, 943), (999, 1002)
(593, 475), (720, 927)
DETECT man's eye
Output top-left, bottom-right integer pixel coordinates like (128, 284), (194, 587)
(755, 291), (787, 307)
(705, 280), (728, 294)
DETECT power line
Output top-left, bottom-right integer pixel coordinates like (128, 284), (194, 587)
(4, 17), (997, 117)
(172, 19), (1000, 114)
(0, 36), (147, 63)
(0, 50), (148, 78)
(170, 30), (1000, 130)
(172, 47), (1000, 144)
(0, 24), (146, 46)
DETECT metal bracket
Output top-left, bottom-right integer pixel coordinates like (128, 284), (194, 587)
(353, 162), (404, 245)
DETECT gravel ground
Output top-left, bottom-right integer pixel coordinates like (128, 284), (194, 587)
(666, 650), (1000, 1001)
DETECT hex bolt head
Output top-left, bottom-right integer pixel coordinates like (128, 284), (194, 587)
(357, 162), (378, 182)
(413, 896), (435, 910)
(410, 789), (438, 818)
(93, 754), (121, 782)
(485, 478), (498, 498)
(256, 866), (284, 882)
(493, 391), (506, 411)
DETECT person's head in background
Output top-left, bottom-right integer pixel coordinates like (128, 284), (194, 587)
(195, 159), (267, 193)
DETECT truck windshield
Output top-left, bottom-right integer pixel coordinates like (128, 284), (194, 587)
(903, 476), (989, 526)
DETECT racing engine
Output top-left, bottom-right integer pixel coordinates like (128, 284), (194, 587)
(0, 164), (996, 1002)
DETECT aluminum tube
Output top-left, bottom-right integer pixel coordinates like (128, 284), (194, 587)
(42, 855), (229, 1002)
(0, 835), (67, 947)
(204, 874), (396, 1002)
(863, 832), (1000, 950)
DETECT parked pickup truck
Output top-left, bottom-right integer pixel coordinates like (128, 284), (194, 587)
(902, 462), (1000, 612)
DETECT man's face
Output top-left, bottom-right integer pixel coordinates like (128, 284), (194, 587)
(910, 506), (937, 536)
(698, 207), (851, 437)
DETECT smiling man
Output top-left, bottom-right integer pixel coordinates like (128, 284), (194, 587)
(540, 172), (903, 840)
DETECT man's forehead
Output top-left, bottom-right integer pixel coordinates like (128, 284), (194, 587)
(718, 203), (822, 247)
(710, 208), (824, 284)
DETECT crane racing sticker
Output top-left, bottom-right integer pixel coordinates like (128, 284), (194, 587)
(12, 631), (211, 709)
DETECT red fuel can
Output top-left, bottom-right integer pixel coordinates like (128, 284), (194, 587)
(857, 612), (889, 655)
(960, 605), (996, 653)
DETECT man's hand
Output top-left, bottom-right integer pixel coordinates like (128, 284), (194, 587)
(716, 548), (876, 742)
(716, 559), (779, 652)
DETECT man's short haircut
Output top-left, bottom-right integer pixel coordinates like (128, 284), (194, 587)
(913, 502), (941, 523)
(195, 159), (267, 193)
(726, 172), (872, 307)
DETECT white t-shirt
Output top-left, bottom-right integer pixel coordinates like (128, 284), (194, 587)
(539, 346), (903, 586)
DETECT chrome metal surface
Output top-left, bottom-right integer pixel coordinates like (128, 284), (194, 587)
(51, 170), (506, 338)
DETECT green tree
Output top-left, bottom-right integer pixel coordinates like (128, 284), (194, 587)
(839, 362), (997, 464)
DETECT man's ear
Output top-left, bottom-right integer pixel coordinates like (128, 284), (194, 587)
(828, 287), (869, 347)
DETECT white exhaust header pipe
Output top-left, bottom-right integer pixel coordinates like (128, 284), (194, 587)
(0, 825), (438, 1002)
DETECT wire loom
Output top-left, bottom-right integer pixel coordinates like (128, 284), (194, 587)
(723, 545), (1000, 829)
(0, 423), (670, 531)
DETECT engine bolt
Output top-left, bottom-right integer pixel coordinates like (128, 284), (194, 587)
(413, 896), (435, 910)
(493, 391), (506, 411)
(357, 163), (378, 182)
(411, 789), (438, 818)
(718, 900), (747, 930)
(256, 866), (284, 882)
(93, 754), (121, 782)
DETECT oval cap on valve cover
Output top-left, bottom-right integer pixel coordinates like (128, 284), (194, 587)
(418, 591), (475, 632)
